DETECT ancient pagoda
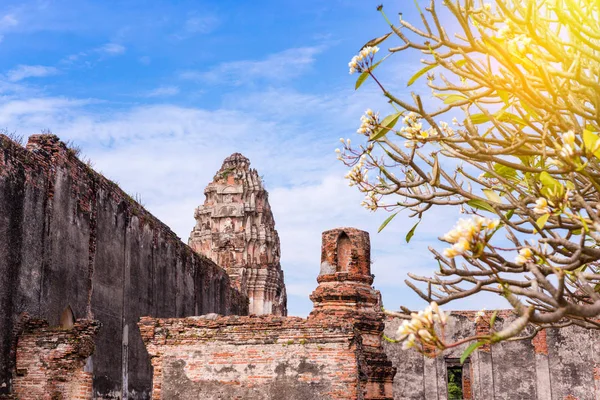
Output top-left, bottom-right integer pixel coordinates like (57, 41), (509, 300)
(189, 153), (287, 316)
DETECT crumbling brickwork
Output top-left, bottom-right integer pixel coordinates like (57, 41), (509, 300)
(0, 134), (248, 398)
(383, 311), (600, 399)
(140, 315), (362, 400)
(13, 317), (100, 400)
(141, 228), (395, 399)
(188, 153), (287, 316)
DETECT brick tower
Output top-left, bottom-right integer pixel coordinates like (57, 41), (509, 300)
(309, 228), (395, 399)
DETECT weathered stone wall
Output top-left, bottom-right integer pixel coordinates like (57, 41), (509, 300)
(0, 134), (248, 399)
(383, 311), (600, 399)
(13, 317), (100, 400)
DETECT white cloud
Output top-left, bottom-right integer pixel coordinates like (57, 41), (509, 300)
(0, 83), (505, 316)
(180, 46), (324, 85)
(144, 86), (180, 97)
(97, 43), (126, 55)
(0, 14), (18, 30)
(6, 65), (58, 82)
(183, 15), (219, 35)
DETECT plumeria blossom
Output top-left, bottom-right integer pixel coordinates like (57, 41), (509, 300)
(507, 34), (532, 54)
(559, 130), (577, 159)
(396, 302), (449, 352)
(397, 112), (445, 147)
(515, 247), (535, 266)
(475, 308), (486, 323)
(344, 154), (368, 187)
(357, 109), (380, 136)
(360, 190), (379, 211)
(348, 46), (379, 74)
(533, 197), (552, 214)
(442, 216), (500, 258)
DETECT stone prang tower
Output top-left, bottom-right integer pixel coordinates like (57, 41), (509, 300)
(189, 153), (287, 316)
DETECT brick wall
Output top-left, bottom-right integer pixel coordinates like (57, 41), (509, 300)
(139, 315), (361, 400)
(13, 317), (99, 400)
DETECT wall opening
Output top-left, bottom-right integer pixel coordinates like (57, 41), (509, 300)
(446, 358), (471, 400)
(336, 232), (351, 272)
(59, 305), (75, 329)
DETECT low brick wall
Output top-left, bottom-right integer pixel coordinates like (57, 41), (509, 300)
(139, 315), (361, 400)
(13, 317), (100, 400)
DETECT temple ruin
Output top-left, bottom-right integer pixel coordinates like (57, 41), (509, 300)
(140, 228), (396, 400)
(0, 133), (599, 399)
(188, 153), (287, 316)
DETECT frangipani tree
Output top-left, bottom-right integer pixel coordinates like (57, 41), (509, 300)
(339, 0), (600, 356)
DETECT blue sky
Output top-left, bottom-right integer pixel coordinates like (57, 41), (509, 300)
(0, 0), (509, 316)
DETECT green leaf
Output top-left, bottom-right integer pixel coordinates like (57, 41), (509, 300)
(355, 71), (370, 90)
(454, 59), (467, 68)
(370, 112), (402, 141)
(355, 57), (387, 90)
(579, 214), (590, 233)
(461, 341), (486, 364)
(583, 129), (597, 150)
(361, 32), (393, 49)
(494, 164), (518, 180)
(505, 209), (515, 220)
(583, 129), (600, 158)
(536, 213), (550, 232)
(468, 113), (490, 125)
(467, 199), (496, 214)
(539, 171), (558, 187)
(406, 219), (421, 243)
(407, 63), (437, 87)
(443, 94), (468, 105)
(482, 189), (502, 204)
(489, 311), (498, 328)
(521, 101), (539, 120)
(378, 212), (399, 233)
(497, 90), (510, 105)
(539, 171), (564, 197)
(496, 112), (527, 126)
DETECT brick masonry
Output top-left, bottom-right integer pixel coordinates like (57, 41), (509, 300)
(140, 228), (396, 400)
(13, 316), (100, 400)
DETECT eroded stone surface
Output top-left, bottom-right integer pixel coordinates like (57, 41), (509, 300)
(189, 153), (287, 316)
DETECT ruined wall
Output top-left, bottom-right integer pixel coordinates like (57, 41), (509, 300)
(13, 317), (100, 400)
(141, 228), (395, 400)
(140, 315), (361, 400)
(189, 153), (287, 316)
(383, 311), (600, 400)
(0, 134), (248, 399)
